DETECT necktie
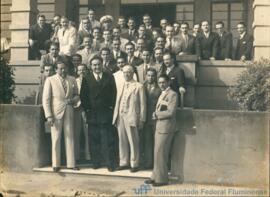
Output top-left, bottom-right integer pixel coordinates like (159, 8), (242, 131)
(185, 35), (188, 47)
(62, 29), (66, 36)
(60, 76), (67, 94)
(96, 74), (101, 82)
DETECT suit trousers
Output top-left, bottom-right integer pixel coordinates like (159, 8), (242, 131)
(51, 106), (75, 168)
(88, 123), (115, 167)
(117, 115), (140, 168)
(151, 131), (174, 183)
(140, 123), (155, 168)
(74, 107), (90, 160)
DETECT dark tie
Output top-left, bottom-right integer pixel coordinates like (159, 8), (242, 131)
(96, 74), (101, 82)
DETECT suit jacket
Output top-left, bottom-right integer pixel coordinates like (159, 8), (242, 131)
(77, 29), (92, 47)
(137, 62), (160, 83)
(80, 71), (116, 124)
(57, 26), (78, 56)
(155, 88), (178, 133)
(122, 29), (138, 42)
(144, 82), (161, 125)
(160, 65), (185, 93)
(103, 61), (119, 74)
(165, 36), (182, 55)
(128, 56), (143, 67)
(217, 31), (233, 60)
(42, 74), (79, 119)
(178, 34), (196, 55)
(111, 50), (127, 62)
(35, 74), (47, 105)
(112, 79), (146, 127)
(40, 53), (64, 72)
(29, 23), (52, 50)
(196, 32), (219, 60)
(235, 33), (253, 60)
(113, 70), (138, 101)
(76, 48), (96, 65)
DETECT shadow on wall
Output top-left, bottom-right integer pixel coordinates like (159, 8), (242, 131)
(171, 109), (196, 182)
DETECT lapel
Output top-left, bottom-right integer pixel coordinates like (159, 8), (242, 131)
(156, 90), (169, 111)
(55, 75), (67, 98)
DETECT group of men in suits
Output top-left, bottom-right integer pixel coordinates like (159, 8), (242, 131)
(39, 9), (254, 186)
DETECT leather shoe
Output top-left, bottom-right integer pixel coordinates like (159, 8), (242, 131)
(144, 179), (155, 184)
(152, 182), (168, 187)
(107, 166), (115, 172)
(116, 165), (130, 171)
(130, 167), (139, 173)
(67, 167), (80, 171)
(92, 163), (100, 169)
(52, 167), (60, 172)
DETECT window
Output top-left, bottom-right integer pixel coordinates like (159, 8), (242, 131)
(176, 4), (194, 28)
(211, 1), (246, 44)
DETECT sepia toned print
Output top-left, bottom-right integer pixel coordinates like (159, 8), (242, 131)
(0, 0), (269, 196)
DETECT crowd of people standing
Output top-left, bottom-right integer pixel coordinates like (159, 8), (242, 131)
(35, 8), (253, 187)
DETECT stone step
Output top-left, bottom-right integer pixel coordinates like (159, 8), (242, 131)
(33, 165), (180, 180)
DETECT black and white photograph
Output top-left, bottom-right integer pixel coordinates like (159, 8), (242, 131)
(0, 0), (269, 196)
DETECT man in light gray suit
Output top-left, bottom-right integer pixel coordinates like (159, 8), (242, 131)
(113, 65), (146, 172)
(145, 74), (178, 186)
(43, 61), (80, 172)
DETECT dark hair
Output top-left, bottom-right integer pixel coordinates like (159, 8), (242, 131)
(81, 17), (90, 22)
(158, 74), (170, 82)
(200, 20), (210, 26)
(146, 67), (157, 76)
(90, 55), (103, 64)
(215, 21), (225, 27)
(143, 14), (151, 19)
(181, 22), (190, 28)
(100, 47), (111, 53)
(92, 27), (101, 32)
(163, 52), (176, 63)
(118, 16), (125, 20)
(112, 37), (121, 42)
(238, 22), (246, 27)
(72, 54), (82, 61)
(54, 14), (61, 18)
(50, 42), (59, 49)
(154, 46), (163, 52)
(128, 17), (135, 22)
(37, 14), (46, 20)
(125, 41), (135, 48)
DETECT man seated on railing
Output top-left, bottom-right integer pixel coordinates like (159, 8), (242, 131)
(235, 22), (253, 61)
(29, 15), (52, 60)
(195, 20), (219, 60)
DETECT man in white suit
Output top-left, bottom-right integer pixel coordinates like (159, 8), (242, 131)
(43, 61), (80, 172)
(144, 74), (178, 186)
(113, 65), (146, 172)
(57, 17), (77, 57)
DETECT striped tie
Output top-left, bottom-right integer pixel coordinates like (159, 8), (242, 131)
(60, 76), (67, 94)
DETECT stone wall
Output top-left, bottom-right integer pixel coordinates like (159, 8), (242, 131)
(0, 105), (268, 186)
(0, 104), (51, 172)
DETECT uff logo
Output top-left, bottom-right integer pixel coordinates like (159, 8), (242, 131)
(133, 184), (152, 195)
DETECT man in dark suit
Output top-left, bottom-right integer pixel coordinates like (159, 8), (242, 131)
(29, 15), (52, 60)
(135, 25), (154, 52)
(235, 22), (253, 61)
(215, 21), (233, 60)
(80, 55), (117, 171)
(122, 17), (138, 42)
(100, 47), (119, 74)
(196, 20), (219, 60)
(40, 43), (63, 73)
(160, 53), (185, 106)
(117, 16), (128, 35)
(111, 38), (127, 62)
(77, 17), (92, 49)
(142, 14), (153, 37)
(125, 42), (143, 68)
(178, 22), (196, 55)
(141, 68), (161, 169)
